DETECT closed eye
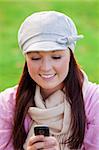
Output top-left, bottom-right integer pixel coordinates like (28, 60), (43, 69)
(31, 57), (41, 60)
(52, 56), (62, 59)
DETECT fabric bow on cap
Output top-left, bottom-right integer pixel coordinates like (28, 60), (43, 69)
(57, 35), (84, 45)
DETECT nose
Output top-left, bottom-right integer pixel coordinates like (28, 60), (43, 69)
(40, 57), (52, 72)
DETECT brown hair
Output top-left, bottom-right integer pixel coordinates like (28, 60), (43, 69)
(11, 49), (86, 149)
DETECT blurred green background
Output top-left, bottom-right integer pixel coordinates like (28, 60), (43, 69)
(0, 0), (99, 91)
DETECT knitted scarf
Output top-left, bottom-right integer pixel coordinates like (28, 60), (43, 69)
(23, 72), (88, 150)
(23, 85), (71, 149)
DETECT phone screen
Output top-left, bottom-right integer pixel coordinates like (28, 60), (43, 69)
(34, 125), (50, 136)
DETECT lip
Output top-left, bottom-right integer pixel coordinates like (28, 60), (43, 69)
(39, 74), (56, 80)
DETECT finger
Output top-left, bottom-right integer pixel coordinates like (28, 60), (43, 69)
(43, 137), (58, 149)
(44, 136), (57, 144)
(28, 141), (45, 150)
(28, 135), (44, 146)
(43, 147), (57, 150)
(44, 140), (56, 148)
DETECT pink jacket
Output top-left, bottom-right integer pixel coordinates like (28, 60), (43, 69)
(0, 82), (99, 150)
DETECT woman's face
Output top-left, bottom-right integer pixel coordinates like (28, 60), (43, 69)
(25, 49), (70, 91)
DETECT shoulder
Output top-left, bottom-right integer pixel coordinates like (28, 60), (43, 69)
(0, 85), (17, 106)
(83, 82), (99, 149)
(84, 81), (99, 105)
(0, 85), (18, 123)
(0, 86), (18, 149)
(84, 81), (99, 123)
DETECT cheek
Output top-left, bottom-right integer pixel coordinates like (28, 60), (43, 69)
(27, 61), (39, 78)
(56, 59), (70, 78)
(63, 62), (69, 78)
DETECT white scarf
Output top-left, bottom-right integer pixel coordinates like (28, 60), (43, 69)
(23, 86), (71, 149)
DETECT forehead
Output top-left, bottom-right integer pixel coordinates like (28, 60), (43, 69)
(26, 49), (68, 55)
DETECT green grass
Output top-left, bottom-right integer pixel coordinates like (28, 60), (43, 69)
(0, 0), (99, 91)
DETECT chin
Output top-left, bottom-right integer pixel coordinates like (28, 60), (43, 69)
(40, 83), (61, 90)
(41, 86), (55, 90)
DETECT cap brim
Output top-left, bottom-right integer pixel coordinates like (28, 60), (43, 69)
(23, 41), (68, 53)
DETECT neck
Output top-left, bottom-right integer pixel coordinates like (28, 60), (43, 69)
(40, 83), (64, 100)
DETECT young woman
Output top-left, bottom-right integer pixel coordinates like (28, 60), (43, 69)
(0, 11), (99, 150)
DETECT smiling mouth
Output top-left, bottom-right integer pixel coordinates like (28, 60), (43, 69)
(39, 74), (56, 79)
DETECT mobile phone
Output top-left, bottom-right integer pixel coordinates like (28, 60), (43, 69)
(34, 125), (50, 136)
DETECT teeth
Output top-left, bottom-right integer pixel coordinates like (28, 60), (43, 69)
(40, 74), (55, 78)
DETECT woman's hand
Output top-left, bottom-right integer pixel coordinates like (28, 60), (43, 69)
(27, 135), (59, 150)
